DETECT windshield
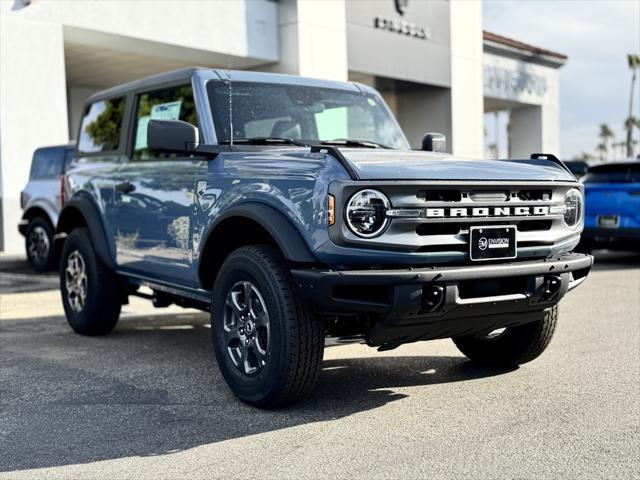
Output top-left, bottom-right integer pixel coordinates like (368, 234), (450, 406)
(207, 81), (409, 149)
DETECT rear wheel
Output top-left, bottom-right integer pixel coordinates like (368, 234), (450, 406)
(60, 228), (122, 335)
(211, 245), (324, 408)
(452, 306), (558, 366)
(25, 217), (55, 272)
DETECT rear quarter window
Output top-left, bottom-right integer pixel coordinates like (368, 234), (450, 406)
(29, 148), (64, 180)
(78, 97), (126, 153)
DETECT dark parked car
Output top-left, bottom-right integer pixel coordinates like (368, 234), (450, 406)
(19, 144), (75, 271)
(563, 160), (589, 179)
(580, 161), (640, 251)
(55, 68), (592, 408)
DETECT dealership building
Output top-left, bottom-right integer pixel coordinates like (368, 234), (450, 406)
(0, 0), (566, 254)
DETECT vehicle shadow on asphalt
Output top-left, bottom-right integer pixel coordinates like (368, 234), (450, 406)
(0, 258), (58, 294)
(590, 250), (640, 271)
(0, 313), (514, 473)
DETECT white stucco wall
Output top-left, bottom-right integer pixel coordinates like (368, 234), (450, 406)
(0, 13), (69, 254)
(1, 0), (279, 62)
(449, 1), (484, 159)
(263, 0), (347, 81)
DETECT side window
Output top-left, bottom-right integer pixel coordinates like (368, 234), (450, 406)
(63, 149), (76, 172)
(78, 97), (126, 153)
(132, 85), (197, 160)
(30, 148), (64, 180)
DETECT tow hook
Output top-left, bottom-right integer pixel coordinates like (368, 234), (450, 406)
(422, 284), (445, 313)
(541, 274), (563, 301)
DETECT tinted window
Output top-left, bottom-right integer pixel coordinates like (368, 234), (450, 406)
(583, 164), (640, 183)
(78, 97), (126, 153)
(564, 161), (588, 177)
(63, 148), (76, 172)
(30, 148), (64, 180)
(132, 85), (197, 160)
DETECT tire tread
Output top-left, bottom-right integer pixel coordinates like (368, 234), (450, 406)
(452, 306), (558, 366)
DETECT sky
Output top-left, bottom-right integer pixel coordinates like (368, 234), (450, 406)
(482, 0), (640, 160)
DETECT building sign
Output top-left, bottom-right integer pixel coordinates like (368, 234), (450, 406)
(484, 65), (548, 99)
(373, 17), (430, 40)
(394, 0), (409, 16)
(346, 0), (450, 87)
(374, 0), (430, 40)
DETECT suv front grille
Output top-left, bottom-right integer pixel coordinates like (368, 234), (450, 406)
(331, 181), (582, 260)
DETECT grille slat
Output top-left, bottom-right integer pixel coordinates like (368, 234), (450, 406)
(380, 183), (574, 256)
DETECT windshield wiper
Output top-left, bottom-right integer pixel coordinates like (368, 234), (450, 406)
(220, 137), (310, 147)
(319, 139), (391, 149)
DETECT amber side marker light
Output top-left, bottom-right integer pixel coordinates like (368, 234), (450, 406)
(328, 194), (335, 226)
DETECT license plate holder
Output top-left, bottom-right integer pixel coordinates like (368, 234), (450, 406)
(469, 226), (517, 261)
(597, 215), (619, 228)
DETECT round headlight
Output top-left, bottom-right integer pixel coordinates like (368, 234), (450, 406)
(345, 189), (390, 237)
(564, 188), (583, 228)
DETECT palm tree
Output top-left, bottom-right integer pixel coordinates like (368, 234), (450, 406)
(626, 54), (640, 157)
(596, 142), (607, 161)
(598, 123), (614, 160)
(624, 117), (640, 157)
(575, 152), (594, 161)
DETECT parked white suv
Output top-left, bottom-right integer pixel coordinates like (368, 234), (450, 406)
(19, 144), (75, 271)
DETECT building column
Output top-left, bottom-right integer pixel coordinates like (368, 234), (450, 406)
(0, 15), (68, 253)
(510, 106), (543, 158)
(509, 102), (559, 158)
(449, 1), (484, 158)
(265, 0), (348, 81)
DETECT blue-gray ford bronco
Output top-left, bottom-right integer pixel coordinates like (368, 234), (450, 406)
(57, 68), (593, 408)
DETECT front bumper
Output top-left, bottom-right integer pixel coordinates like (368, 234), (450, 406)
(291, 252), (593, 346)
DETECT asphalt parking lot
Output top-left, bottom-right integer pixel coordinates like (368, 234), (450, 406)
(1, 252), (639, 479)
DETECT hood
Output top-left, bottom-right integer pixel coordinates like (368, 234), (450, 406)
(340, 149), (576, 182)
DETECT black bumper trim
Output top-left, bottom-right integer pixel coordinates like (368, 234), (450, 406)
(292, 252), (592, 292)
(291, 252), (593, 345)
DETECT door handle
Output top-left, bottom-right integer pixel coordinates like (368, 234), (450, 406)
(115, 181), (135, 194)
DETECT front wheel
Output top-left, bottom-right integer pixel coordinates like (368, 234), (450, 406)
(60, 228), (122, 336)
(211, 245), (324, 409)
(452, 306), (558, 366)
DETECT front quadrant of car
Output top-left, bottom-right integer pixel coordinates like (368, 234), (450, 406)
(581, 162), (640, 251)
(55, 68), (593, 408)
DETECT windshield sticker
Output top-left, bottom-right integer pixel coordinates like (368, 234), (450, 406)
(151, 100), (182, 120)
(134, 115), (150, 150)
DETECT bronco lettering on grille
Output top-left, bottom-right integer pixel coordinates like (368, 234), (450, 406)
(425, 206), (550, 218)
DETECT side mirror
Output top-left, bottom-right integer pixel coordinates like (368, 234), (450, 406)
(421, 132), (447, 153)
(148, 119), (199, 154)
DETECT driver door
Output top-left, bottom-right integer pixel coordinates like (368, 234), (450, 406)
(113, 83), (205, 287)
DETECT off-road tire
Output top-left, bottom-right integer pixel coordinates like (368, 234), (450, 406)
(452, 306), (558, 366)
(211, 245), (324, 409)
(60, 228), (122, 336)
(25, 217), (56, 272)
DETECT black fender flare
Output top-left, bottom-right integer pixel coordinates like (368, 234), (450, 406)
(197, 203), (317, 283)
(56, 194), (117, 269)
